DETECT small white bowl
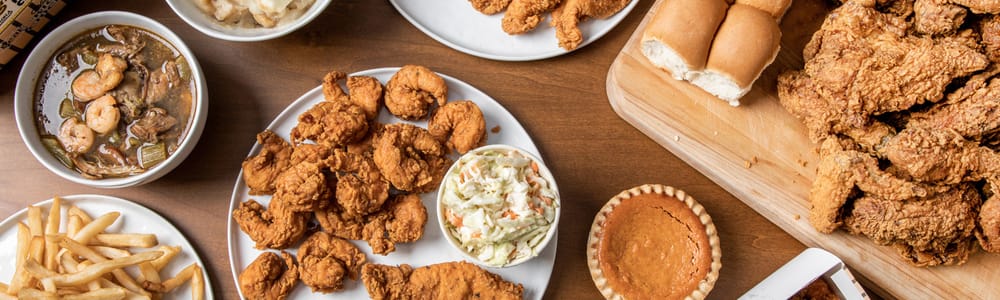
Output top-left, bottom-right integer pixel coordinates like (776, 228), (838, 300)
(14, 11), (208, 188)
(437, 144), (561, 268)
(166, 0), (332, 42)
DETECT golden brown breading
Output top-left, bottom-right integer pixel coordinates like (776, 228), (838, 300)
(550, 0), (630, 50)
(373, 123), (449, 192)
(347, 76), (385, 121)
(361, 262), (524, 300)
(914, 0), (966, 35)
(272, 162), (332, 212)
(242, 130), (293, 195)
(362, 194), (428, 255)
(239, 251), (299, 300)
(470, 0), (513, 14)
(330, 149), (390, 218)
(502, 0), (561, 34)
(428, 100), (487, 154)
(384, 65), (448, 120)
(232, 200), (308, 250)
(978, 192), (1000, 252)
(290, 100), (369, 148)
(297, 231), (366, 293)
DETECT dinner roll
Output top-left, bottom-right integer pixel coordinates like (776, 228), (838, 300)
(641, 0), (729, 80)
(690, 4), (781, 106)
(736, 0), (793, 20)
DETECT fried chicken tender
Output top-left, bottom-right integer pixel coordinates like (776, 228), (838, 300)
(361, 262), (524, 300)
(373, 123), (451, 192)
(330, 149), (390, 217)
(291, 100), (369, 147)
(363, 194), (428, 255)
(550, 0), (630, 50)
(914, 0), (966, 35)
(428, 100), (487, 154)
(844, 184), (980, 266)
(951, 0), (1000, 13)
(242, 130), (293, 195)
(779, 0), (987, 136)
(979, 191), (1000, 252)
(323, 71), (385, 121)
(502, 0), (561, 34)
(385, 65), (448, 120)
(297, 231), (366, 293)
(272, 162), (332, 212)
(239, 251), (299, 300)
(233, 200), (308, 249)
(470, 0), (513, 14)
(810, 138), (948, 233)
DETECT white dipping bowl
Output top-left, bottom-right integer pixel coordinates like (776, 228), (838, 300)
(437, 144), (561, 268)
(166, 0), (332, 42)
(14, 11), (208, 188)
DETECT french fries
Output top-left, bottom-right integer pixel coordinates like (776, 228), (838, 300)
(2, 198), (206, 299)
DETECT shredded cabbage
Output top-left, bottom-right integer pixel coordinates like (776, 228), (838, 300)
(441, 149), (559, 266)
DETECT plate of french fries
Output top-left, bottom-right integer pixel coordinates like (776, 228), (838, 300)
(0, 194), (211, 299)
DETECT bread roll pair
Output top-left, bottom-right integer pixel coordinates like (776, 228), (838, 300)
(641, 0), (787, 106)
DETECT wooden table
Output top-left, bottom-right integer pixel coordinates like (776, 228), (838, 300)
(0, 1), (810, 298)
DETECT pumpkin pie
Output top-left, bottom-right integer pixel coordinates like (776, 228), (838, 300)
(588, 184), (721, 300)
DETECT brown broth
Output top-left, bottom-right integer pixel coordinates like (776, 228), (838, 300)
(34, 25), (195, 179)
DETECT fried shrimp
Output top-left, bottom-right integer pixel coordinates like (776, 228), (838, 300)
(272, 162), (332, 212)
(428, 100), (487, 154)
(550, 0), (630, 50)
(242, 131), (293, 195)
(84, 94), (121, 134)
(58, 117), (95, 154)
(291, 100), (369, 148)
(238, 251), (299, 300)
(72, 53), (127, 101)
(373, 123), (450, 192)
(385, 65), (448, 120)
(363, 194), (429, 255)
(290, 143), (332, 168)
(297, 231), (367, 293)
(315, 206), (365, 240)
(232, 200), (308, 249)
(330, 149), (390, 217)
(502, 0), (562, 35)
(323, 71), (385, 121)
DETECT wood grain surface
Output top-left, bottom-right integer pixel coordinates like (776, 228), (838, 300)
(0, 1), (813, 298)
(609, 0), (1000, 299)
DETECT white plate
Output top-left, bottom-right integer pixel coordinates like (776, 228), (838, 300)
(0, 195), (213, 299)
(389, 0), (639, 61)
(227, 67), (556, 299)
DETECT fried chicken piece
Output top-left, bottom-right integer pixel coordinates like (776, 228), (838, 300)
(242, 130), (293, 195)
(347, 76), (385, 121)
(844, 184), (980, 266)
(428, 100), (487, 154)
(979, 192), (1000, 252)
(239, 251), (299, 300)
(362, 194), (428, 255)
(373, 123), (450, 192)
(882, 127), (1000, 184)
(330, 149), (390, 217)
(290, 100), (369, 148)
(981, 16), (1000, 63)
(297, 231), (366, 293)
(914, 0), (966, 35)
(810, 138), (948, 233)
(290, 143), (332, 167)
(315, 206), (365, 240)
(502, 0), (561, 34)
(322, 71), (350, 103)
(550, 0), (630, 50)
(232, 200), (308, 250)
(780, 0), (987, 134)
(950, 0), (1000, 13)
(470, 0), (513, 14)
(385, 65), (448, 120)
(361, 262), (524, 300)
(272, 162), (332, 212)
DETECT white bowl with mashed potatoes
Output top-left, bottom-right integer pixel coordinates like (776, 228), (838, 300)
(166, 0), (331, 41)
(437, 144), (561, 268)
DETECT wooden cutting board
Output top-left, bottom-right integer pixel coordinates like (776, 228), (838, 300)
(607, 0), (1000, 298)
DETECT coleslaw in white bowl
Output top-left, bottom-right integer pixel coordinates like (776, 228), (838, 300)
(437, 144), (560, 267)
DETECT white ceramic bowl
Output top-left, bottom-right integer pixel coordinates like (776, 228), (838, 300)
(437, 144), (561, 268)
(166, 0), (332, 42)
(14, 11), (208, 188)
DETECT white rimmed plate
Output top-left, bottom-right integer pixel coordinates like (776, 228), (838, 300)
(389, 0), (639, 61)
(227, 67), (557, 299)
(0, 194), (213, 299)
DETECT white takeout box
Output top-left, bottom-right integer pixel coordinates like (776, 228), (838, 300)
(740, 248), (869, 300)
